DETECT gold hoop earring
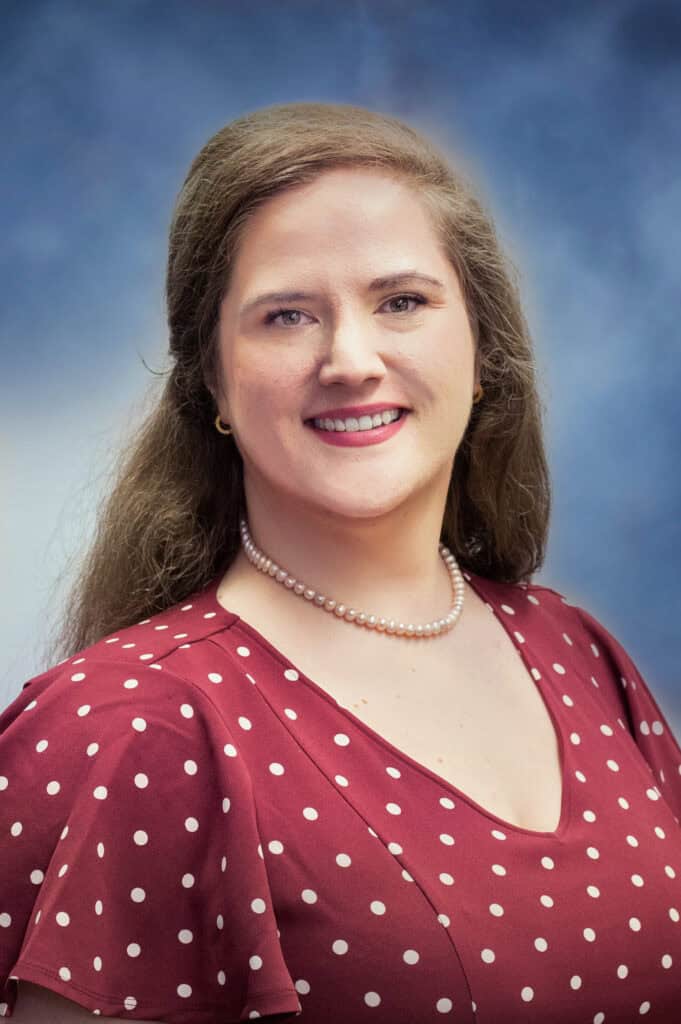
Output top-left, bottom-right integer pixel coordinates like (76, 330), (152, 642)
(473, 386), (484, 404)
(214, 415), (233, 435)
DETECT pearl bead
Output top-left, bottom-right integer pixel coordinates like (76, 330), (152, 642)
(303, 588), (315, 601)
(314, 594), (326, 606)
(294, 582), (305, 596)
(324, 598), (336, 612)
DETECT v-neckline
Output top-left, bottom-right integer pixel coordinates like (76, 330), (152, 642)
(207, 568), (573, 841)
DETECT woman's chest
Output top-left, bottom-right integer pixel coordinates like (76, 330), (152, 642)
(303, 622), (561, 839)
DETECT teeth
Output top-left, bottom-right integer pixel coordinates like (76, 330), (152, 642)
(312, 408), (403, 432)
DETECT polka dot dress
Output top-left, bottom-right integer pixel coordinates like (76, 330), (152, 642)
(1, 571), (680, 1021)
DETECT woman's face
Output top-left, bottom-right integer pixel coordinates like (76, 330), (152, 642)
(215, 166), (480, 526)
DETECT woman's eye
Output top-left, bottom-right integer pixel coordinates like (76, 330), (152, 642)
(264, 308), (312, 328)
(382, 293), (427, 314)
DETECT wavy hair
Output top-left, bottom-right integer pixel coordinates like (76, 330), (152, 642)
(47, 101), (551, 663)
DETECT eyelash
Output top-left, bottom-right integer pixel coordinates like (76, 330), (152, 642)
(263, 292), (428, 328)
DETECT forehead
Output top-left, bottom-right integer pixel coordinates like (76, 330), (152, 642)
(229, 167), (448, 285)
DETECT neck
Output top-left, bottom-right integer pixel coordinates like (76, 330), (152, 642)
(236, 486), (458, 629)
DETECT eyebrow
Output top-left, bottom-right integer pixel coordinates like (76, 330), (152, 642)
(239, 271), (446, 319)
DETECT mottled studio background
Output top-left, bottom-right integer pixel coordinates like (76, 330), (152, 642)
(2, 0), (680, 734)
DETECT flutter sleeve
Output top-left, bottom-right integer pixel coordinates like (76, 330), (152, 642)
(0, 659), (301, 1022)
(567, 597), (681, 824)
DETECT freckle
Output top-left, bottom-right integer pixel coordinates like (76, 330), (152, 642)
(437, 757), (443, 763)
(361, 698), (368, 704)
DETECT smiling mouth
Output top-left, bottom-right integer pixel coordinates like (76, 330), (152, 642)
(304, 410), (408, 432)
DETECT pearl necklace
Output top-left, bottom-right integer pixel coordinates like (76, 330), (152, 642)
(239, 517), (465, 639)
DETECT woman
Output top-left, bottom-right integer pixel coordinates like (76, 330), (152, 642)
(2, 102), (680, 1023)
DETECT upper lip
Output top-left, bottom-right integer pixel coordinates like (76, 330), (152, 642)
(306, 402), (410, 421)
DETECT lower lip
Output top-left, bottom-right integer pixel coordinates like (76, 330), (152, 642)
(306, 412), (409, 446)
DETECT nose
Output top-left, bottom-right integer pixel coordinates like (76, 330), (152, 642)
(316, 315), (387, 389)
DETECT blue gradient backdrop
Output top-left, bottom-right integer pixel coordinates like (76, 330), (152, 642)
(2, 0), (680, 733)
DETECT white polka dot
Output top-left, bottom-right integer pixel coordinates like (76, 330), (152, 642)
(284, 668), (299, 681)
(76, 704), (91, 717)
(223, 743), (237, 757)
(570, 975), (582, 990)
(439, 796), (455, 809)
(639, 1002), (651, 1014)
(93, 786), (108, 800)
(303, 807), (318, 821)
(30, 870), (44, 885)
(489, 903), (504, 917)
(534, 937), (548, 952)
(618, 796), (630, 809)
(269, 762), (285, 776)
(607, 759), (620, 772)
(583, 927), (596, 942)
(439, 833), (455, 846)
(178, 929), (193, 944)
(131, 888), (145, 903)
(491, 829), (507, 840)
(301, 889), (318, 904)
(216, 914), (224, 929)
(332, 939), (348, 954)
(439, 872), (454, 886)
(586, 884), (600, 898)
(93, 956), (102, 971)
(655, 826), (666, 838)
(123, 996), (137, 1010)
(182, 873), (194, 888)
(435, 997), (453, 1013)
(617, 964), (629, 979)
(251, 898), (266, 914)
(134, 773), (148, 788)
(184, 817), (199, 832)
(364, 991), (381, 1007)
(437, 913), (450, 927)
(336, 853), (352, 867)
(127, 943), (141, 957)
(58, 967), (71, 981)
(35, 741), (48, 753)
(403, 949), (420, 965)
(586, 846), (600, 859)
(386, 802), (401, 815)
(46, 781), (61, 796)
(334, 774), (349, 787)
(56, 912), (70, 927)
(540, 894), (554, 908)
(132, 717), (147, 732)
(207, 672), (223, 683)
(570, 732), (581, 745)
(541, 856), (554, 869)
(600, 724), (614, 735)
(595, 1013), (605, 1024)
(575, 769), (587, 782)
(334, 733), (350, 746)
(492, 864), (507, 876)
(71, 672), (86, 682)
(95, 900), (103, 915)
(500, 604), (515, 615)
(133, 830), (148, 845)
(10, 822), (22, 837)
(652, 721), (664, 735)
(626, 835), (639, 847)
(670, 908), (680, 922)
(370, 901), (386, 915)
(631, 874), (644, 887)
(662, 954), (673, 968)
(583, 810), (597, 823)
(177, 984), (192, 998)
(665, 865), (676, 879)
(629, 917), (642, 931)
(481, 948), (495, 963)
(86, 742), (99, 756)
(180, 704), (194, 719)
(238, 716), (252, 731)
(521, 987), (534, 1002)
(269, 840), (284, 855)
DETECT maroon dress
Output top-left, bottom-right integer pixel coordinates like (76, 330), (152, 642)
(1, 570), (680, 1022)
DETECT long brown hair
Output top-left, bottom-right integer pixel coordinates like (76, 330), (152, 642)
(46, 101), (551, 665)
